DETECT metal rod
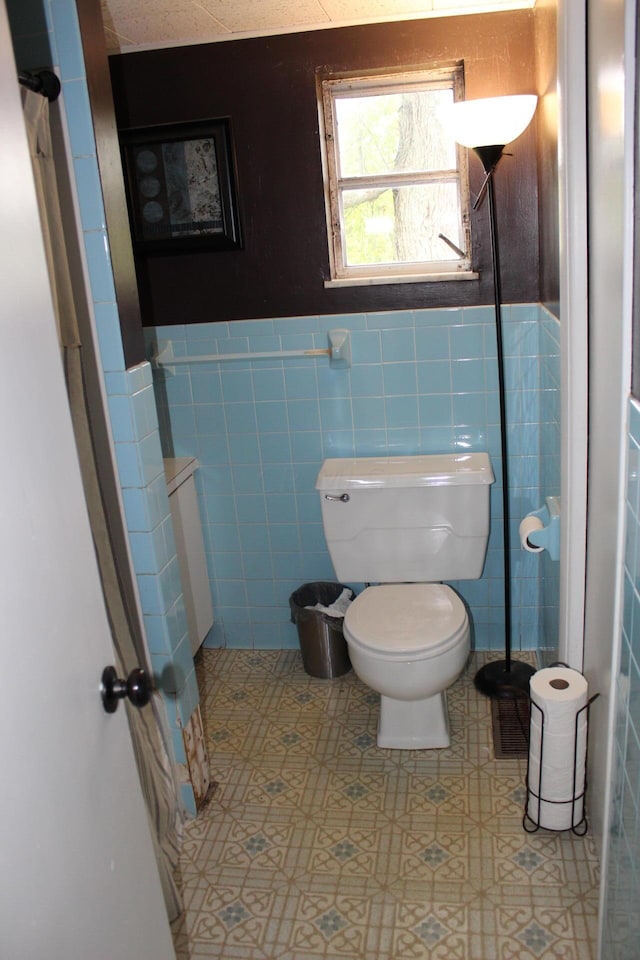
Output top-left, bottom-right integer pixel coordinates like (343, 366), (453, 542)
(471, 148), (535, 697)
(438, 233), (467, 259)
(156, 347), (330, 365)
(486, 172), (512, 671)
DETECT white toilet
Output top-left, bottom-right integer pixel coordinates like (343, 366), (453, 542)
(316, 452), (494, 749)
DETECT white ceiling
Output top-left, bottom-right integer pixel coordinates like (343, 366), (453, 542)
(101, 0), (533, 55)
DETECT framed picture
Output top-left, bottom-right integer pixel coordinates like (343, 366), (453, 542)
(120, 118), (242, 253)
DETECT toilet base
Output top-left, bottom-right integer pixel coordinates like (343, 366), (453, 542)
(377, 691), (451, 749)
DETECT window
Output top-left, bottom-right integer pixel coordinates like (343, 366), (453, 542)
(319, 65), (473, 286)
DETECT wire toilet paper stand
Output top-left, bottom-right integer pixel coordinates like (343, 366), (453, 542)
(523, 663), (599, 836)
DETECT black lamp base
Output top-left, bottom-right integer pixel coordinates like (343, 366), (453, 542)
(474, 659), (535, 699)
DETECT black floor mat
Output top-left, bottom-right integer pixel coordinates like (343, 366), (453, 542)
(491, 696), (531, 758)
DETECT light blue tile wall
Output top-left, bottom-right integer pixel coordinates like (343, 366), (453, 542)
(603, 397), (640, 956)
(8, 0), (197, 814)
(147, 302), (549, 654)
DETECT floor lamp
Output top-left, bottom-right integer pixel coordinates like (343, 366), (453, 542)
(445, 94), (538, 698)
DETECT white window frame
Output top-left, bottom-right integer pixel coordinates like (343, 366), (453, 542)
(319, 65), (476, 287)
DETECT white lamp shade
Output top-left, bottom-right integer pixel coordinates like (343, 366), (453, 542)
(443, 94), (537, 148)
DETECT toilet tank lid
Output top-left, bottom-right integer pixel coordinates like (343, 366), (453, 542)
(316, 453), (494, 490)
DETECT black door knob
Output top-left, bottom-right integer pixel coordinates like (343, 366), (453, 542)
(101, 666), (152, 714)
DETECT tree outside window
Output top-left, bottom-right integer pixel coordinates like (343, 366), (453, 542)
(320, 66), (473, 285)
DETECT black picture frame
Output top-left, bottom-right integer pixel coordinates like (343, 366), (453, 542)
(120, 118), (242, 254)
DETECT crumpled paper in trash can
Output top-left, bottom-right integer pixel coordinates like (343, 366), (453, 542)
(304, 587), (352, 618)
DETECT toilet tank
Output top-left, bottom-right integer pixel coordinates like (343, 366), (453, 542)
(316, 453), (494, 583)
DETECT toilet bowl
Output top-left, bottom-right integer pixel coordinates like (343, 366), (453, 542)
(343, 583), (470, 748)
(316, 452), (494, 750)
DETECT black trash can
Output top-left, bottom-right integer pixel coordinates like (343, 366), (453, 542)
(289, 582), (354, 679)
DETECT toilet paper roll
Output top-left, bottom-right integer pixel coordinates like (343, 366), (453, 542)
(519, 515), (545, 553)
(527, 667), (589, 830)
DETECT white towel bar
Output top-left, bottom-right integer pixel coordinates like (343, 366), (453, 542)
(153, 328), (351, 371)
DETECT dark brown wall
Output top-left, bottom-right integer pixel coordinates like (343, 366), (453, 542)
(109, 12), (540, 326)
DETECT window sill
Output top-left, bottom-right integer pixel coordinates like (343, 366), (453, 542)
(324, 271), (479, 288)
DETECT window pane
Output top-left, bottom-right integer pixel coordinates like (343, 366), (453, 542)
(342, 182), (463, 266)
(335, 88), (456, 178)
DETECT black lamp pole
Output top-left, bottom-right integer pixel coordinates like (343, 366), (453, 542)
(471, 145), (535, 699)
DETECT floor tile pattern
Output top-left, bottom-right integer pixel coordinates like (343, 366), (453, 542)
(172, 651), (599, 959)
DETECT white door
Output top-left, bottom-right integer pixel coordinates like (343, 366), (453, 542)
(558, 0), (589, 670)
(0, 4), (176, 957)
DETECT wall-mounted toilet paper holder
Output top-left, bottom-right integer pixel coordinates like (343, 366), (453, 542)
(522, 496), (560, 560)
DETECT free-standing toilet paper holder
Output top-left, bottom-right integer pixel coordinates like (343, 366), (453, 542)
(523, 662), (599, 836)
(522, 496), (561, 560)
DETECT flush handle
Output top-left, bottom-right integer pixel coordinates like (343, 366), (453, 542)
(101, 666), (152, 714)
(325, 493), (350, 502)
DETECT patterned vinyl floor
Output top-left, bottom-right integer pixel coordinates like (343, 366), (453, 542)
(171, 650), (599, 959)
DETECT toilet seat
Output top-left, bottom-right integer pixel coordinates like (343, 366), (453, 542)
(344, 583), (468, 659)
